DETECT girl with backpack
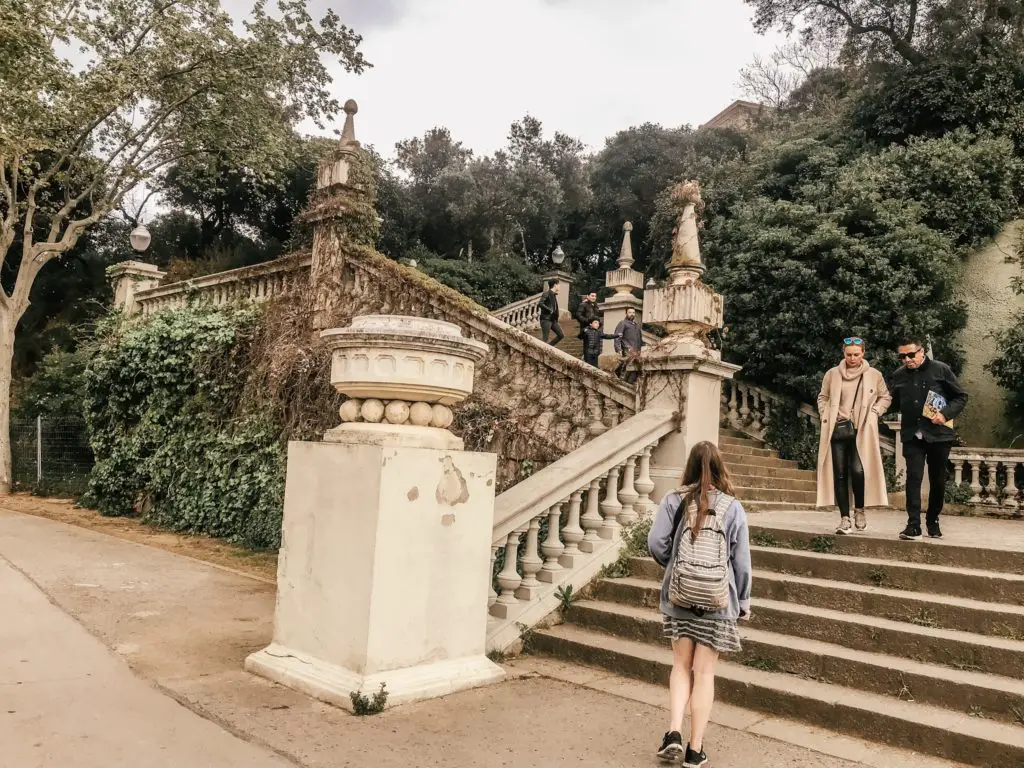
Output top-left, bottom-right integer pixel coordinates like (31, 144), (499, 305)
(647, 441), (752, 766)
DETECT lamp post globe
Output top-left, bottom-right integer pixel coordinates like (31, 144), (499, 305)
(551, 245), (566, 266)
(129, 224), (152, 253)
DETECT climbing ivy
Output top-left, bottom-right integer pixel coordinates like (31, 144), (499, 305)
(82, 305), (287, 549)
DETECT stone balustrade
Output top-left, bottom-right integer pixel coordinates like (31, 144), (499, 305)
(132, 256), (311, 315)
(948, 448), (1024, 508)
(722, 379), (820, 441)
(493, 292), (543, 331)
(486, 409), (677, 651)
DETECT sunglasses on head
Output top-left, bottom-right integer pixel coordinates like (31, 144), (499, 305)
(843, 337), (864, 346)
(898, 349), (921, 360)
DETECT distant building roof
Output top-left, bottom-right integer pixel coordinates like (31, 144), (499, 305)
(701, 100), (765, 131)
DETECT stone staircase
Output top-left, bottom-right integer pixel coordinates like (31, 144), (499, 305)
(720, 429), (817, 512)
(532, 511), (1024, 766)
(528, 318), (584, 358)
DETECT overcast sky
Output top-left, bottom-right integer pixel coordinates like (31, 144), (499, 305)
(307, 0), (788, 157)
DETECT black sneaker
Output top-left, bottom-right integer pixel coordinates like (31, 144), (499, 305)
(927, 521), (943, 539)
(657, 731), (684, 762)
(899, 524), (922, 540)
(683, 744), (709, 767)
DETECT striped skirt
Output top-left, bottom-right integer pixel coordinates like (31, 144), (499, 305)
(662, 614), (741, 654)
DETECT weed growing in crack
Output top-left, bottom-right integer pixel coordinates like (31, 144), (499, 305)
(350, 683), (388, 715)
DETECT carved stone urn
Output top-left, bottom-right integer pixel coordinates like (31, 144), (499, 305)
(320, 315), (489, 450)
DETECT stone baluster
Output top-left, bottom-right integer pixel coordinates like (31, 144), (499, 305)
(1004, 460), (1020, 508)
(617, 454), (640, 525)
(515, 516), (544, 601)
(604, 398), (621, 429)
(539, 502), (566, 583)
(488, 546), (499, 609)
(494, 529), (525, 613)
(727, 382), (739, 426)
(588, 391), (607, 436)
(968, 459), (983, 504)
(600, 465), (623, 540)
(953, 459), (964, 487)
(560, 491), (585, 568)
(634, 446), (656, 517)
(738, 383), (751, 425)
(580, 477), (604, 552)
(750, 389), (763, 436)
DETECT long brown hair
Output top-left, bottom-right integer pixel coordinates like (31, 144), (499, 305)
(681, 441), (734, 541)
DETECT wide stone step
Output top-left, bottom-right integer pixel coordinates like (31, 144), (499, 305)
(750, 546), (1024, 605)
(744, 502), (818, 513)
(729, 463), (816, 482)
(722, 452), (800, 471)
(753, 570), (1024, 639)
(531, 624), (1024, 767)
(731, 474), (816, 492)
(564, 599), (1024, 725)
(748, 522), (1024, 574)
(752, 598), (1024, 679)
(719, 435), (765, 450)
(735, 486), (817, 504)
(717, 443), (777, 458)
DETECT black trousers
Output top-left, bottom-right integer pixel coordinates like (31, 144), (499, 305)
(583, 352), (600, 367)
(540, 318), (563, 345)
(903, 439), (952, 524)
(831, 435), (864, 517)
(615, 351), (639, 384)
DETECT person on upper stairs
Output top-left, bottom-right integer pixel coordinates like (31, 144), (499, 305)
(816, 337), (892, 535)
(648, 441), (752, 768)
(613, 307), (644, 383)
(886, 337), (968, 541)
(575, 291), (601, 336)
(580, 318), (618, 368)
(537, 278), (563, 346)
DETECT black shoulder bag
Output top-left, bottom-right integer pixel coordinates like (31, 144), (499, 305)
(831, 375), (863, 441)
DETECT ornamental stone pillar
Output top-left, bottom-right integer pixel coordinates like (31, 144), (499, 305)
(639, 182), (741, 499)
(107, 261), (165, 314)
(599, 222), (644, 357)
(246, 315), (504, 710)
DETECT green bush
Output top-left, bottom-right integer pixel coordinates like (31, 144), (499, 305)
(761, 402), (819, 471)
(83, 305), (286, 548)
(13, 348), (91, 420)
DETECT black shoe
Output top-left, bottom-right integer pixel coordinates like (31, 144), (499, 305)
(683, 744), (709, 767)
(927, 521), (943, 538)
(657, 731), (684, 762)
(899, 524), (922, 540)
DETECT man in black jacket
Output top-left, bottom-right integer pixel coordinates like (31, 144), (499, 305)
(575, 291), (600, 335)
(538, 279), (563, 346)
(887, 338), (968, 540)
(613, 308), (644, 382)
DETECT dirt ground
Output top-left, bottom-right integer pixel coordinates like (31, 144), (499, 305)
(0, 492), (279, 582)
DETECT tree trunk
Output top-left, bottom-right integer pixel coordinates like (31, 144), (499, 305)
(0, 313), (15, 495)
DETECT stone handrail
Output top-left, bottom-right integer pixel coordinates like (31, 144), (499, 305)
(134, 256), (312, 315)
(493, 292), (543, 330)
(948, 448), (1024, 508)
(722, 379), (819, 441)
(486, 408), (677, 651)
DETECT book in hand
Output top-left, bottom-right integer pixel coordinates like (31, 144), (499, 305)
(923, 390), (954, 428)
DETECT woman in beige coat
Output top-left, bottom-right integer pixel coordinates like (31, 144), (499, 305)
(816, 338), (892, 534)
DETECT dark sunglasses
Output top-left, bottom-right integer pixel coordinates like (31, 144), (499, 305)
(898, 349), (921, 360)
(843, 337), (864, 346)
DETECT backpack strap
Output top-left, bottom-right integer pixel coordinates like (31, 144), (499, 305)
(672, 489), (734, 535)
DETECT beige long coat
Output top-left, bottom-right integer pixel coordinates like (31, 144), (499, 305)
(816, 363), (892, 509)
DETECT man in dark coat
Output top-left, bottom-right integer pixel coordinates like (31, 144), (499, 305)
(613, 307), (643, 382)
(538, 279), (563, 345)
(887, 338), (968, 540)
(575, 291), (600, 336)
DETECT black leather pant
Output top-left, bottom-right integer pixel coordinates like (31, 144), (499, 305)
(831, 436), (865, 517)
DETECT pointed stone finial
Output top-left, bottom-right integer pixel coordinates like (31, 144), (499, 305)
(618, 222), (634, 270)
(341, 99), (359, 146)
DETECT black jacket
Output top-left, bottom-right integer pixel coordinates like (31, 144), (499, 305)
(576, 300), (600, 328)
(614, 318), (644, 354)
(538, 291), (559, 320)
(581, 326), (617, 357)
(886, 358), (968, 443)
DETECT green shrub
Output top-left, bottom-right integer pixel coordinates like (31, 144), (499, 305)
(761, 401), (819, 471)
(83, 305), (286, 548)
(417, 257), (542, 310)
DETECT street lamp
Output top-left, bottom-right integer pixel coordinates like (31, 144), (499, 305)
(646, 278), (657, 289)
(129, 224), (151, 253)
(551, 245), (566, 267)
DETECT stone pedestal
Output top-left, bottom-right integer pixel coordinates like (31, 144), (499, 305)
(601, 222), (645, 356)
(108, 261), (165, 314)
(246, 315), (504, 710)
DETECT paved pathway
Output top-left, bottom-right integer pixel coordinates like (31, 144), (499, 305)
(0, 507), (967, 767)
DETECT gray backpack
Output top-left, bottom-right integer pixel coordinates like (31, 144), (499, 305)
(668, 491), (734, 613)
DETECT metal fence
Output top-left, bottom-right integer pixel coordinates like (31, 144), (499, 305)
(10, 417), (93, 496)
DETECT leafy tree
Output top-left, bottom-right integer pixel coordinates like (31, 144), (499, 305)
(417, 258), (542, 310)
(0, 0), (367, 492)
